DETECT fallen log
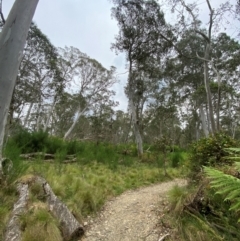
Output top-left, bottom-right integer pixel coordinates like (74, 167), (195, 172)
(4, 175), (84, 241)
(36, 176), (84, 240)
(4, 183), (29, 241)
(20, 152), (77, 162)
(20, 152), (54, 160)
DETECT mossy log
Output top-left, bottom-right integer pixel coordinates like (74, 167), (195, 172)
(4, 183), (29, 241)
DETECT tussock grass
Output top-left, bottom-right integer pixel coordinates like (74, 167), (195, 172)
(20, 205), (62, 241)
(30, 161), (171, 218)
(1, 131), (188, 240)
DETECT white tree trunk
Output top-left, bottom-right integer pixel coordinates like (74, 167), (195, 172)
(23, 102), (34, 128)
(199, 105), (209, 137)
(0, 0), (39, 178)
(43, 102), (56, 132)
(36, 102), (42, 131)
(203, 44), (216, 134)
(64, 106), (87, 140)
(129, 95), (143, 156)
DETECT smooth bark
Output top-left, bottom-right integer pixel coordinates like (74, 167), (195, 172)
(202, 43), (216, 133)
(0, 0), (39, 178)
(210, 62), (221, 131)
(64, 105), (88, 140)
(23, 102), (34, 128)
(199, 104), (209, 137)
(128, 61), (143, 156)
(43, 101), (56, 132)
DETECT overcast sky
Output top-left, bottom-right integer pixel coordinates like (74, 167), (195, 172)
(3, 0), (239, 111)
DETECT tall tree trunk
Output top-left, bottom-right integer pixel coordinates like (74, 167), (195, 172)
(43, 102), (56, 132)
(128, 61), (143, 156)
(210, 62), (221, 131)
(36, 102), (42, 131)
(196, 121), (200, 141)
(0, 0), (39, 179)
(64, 106), (87, 140)
(199, 104), (209, 137)
(129, 95), (143, 156)
(203, 43), (216, 134)
(24, 102), (34, 128)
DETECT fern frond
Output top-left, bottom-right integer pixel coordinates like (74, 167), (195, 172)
(229, 199), (240, 210)
(204, 166), (240, 216)
(235, 162), (240, 171)
(224, 190), (240, 201)
(227, 157), (240, 161)
(225, 148), (240, 153)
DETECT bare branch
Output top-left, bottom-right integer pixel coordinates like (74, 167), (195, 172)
(0, 0), (5, 26)
(206, 0), (213, 40)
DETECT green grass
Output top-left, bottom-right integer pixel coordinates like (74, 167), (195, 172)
(0, 132), (189, 240)
(0, 159), (182, 240)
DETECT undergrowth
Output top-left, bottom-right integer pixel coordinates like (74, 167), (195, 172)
(165, 133), (240, 241)
(0, 130), (188, 240)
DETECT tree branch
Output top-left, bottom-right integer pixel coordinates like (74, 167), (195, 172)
(0, 0), (5, 25)
(206, 0), (214, 40)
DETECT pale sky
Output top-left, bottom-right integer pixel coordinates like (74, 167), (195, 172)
(3, 0), (239, 111)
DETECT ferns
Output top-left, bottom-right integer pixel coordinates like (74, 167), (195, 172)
(204, 166), (240, 221)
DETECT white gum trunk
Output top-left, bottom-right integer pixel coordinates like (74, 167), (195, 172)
(199, 105), (209, 137)
(64, 106), (87, 140)
(0, 0), (39, 177)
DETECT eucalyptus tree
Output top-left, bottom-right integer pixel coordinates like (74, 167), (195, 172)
(57, 47), (117, 140)
(168, 0), (236, 134)
(11, 23), (63, 131)
(163, 30), (210, 137)
(0, 0), (39, 178)
(209, 33), (240, 135)
(111, 0), (172, 155)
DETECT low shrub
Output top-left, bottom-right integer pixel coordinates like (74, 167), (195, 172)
(190, 132), (237, 174)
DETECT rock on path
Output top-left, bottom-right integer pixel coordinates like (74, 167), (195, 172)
(81, 179), (187, 241)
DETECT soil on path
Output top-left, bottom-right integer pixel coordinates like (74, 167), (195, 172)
(81, 179), (187, 241)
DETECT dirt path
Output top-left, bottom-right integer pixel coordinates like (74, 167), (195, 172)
(81, 179), (187, 241)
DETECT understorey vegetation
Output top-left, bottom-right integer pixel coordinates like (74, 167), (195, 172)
(0, 130), (188, 241)
(165, 133), (240, 241)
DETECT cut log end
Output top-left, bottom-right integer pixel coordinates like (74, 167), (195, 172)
(65, 226), (85, 241)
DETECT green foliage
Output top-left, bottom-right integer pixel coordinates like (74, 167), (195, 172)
(168, 185), (188, 214)
(10, 130), (49, 153)
(169, 151), (185, 168)
(20, 205), (62, 241)
(204, 166), (240, 221)
(190, 133), (237, 173)
(3, 140), (29, 184)
(154, 135), (172, 153)
(1, 131), (186, 239)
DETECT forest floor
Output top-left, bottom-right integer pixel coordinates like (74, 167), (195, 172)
(80, 179), (187, 241)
